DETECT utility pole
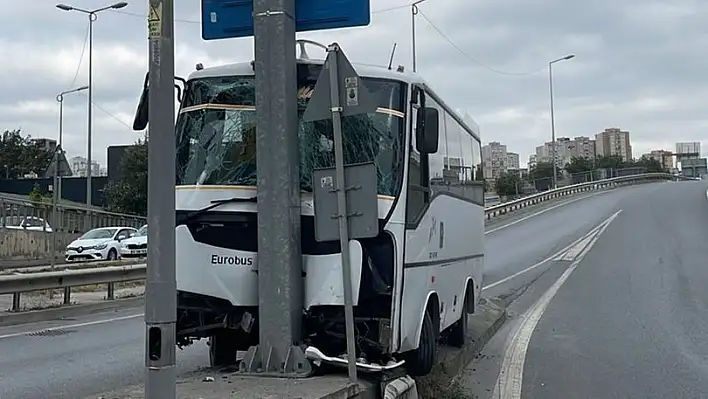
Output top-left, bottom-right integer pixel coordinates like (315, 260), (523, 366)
(145, 0), (176, 397)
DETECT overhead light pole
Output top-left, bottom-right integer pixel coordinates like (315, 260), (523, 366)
(548, 54), (575, 189)
(411, 0), (427, 72)
(51, 85), (88, 283)
(56, 1), (129, 211)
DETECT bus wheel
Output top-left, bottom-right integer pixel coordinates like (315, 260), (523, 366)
(447, 292), (469, 348)
(208, 330), (238, 367)
(405, 311), (437, 376)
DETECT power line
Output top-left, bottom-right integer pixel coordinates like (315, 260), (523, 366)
(68, 20), (90, 89)
(77, 92), (134, 130)
(417, 10), (545, 77)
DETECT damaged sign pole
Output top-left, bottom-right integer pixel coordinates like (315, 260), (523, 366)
(145, 0), (177, 397)
(326, 43), (358, 382)
(303, 43), (380, 384)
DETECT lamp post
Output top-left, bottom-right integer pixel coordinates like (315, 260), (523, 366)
(51, 86), (89, 274)
(411, 0), (427, 72)
(56, 1), (128, 211)
(548, 54), (575, 189)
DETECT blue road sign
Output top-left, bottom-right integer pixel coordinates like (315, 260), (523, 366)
(201, 0), (371, 41)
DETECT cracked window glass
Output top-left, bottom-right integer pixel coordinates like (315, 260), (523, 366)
(175, 72), (406, 197)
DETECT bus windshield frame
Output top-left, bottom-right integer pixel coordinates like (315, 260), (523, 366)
(174, 71), (408, 197)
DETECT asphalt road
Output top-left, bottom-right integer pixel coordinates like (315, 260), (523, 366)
(0, 181), (681, 399)
(464, 180), (708, 398)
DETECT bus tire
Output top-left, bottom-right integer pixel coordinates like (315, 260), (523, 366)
(208, 330), (238, 367)
(447, 291), (469, 348)
(405, 310), (437, 376)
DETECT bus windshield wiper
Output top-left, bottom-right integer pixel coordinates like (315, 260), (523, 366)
(177, 196), (257, 224)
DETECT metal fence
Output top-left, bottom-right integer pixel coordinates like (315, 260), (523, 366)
(0, 194), (146, 233)
(0, 194), (147, 267)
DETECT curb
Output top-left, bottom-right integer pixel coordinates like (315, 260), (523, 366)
(415, 298), (508, 397)
(0, 296), (144, 327)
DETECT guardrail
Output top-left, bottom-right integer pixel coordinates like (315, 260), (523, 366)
(0, 172), (693, 313)
(484, 172), (688, 220)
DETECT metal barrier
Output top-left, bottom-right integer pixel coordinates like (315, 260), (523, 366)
(0, 172), (693, 313)
(0, 195), (147, 266)
(484, 172), (688, 220)
(0, 194), (146, 233)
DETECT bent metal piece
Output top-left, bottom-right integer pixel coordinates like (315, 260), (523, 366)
(305, 346), (406, 373)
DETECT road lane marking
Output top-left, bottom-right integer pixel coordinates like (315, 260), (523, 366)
(492, 209), (622, 399)
(0, 313), (143, 340)
(482, 213), (610, 291)
(485, 191), (609, 235)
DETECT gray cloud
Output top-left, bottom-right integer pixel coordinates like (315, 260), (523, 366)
(1, 0), (705, 168)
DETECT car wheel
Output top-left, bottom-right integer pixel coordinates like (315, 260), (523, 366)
(107, 248), (118, 261)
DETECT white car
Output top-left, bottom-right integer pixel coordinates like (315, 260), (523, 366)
(65, 226), (137, 262)
(1, 215), (53, 232)
(119, 224), (148, 259)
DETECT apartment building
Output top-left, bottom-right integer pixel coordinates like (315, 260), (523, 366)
(69, 156), (103, 177)
(595, 128), (632, 162)
(482, 141), (508, 180)
(507, 152), (520, 170)
(642, 150), (674, 170)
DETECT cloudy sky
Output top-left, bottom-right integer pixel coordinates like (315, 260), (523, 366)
(1, 0), (706, 168)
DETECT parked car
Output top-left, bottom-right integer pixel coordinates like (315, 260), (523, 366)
(65, 226), (138, 262)
(1, 215), (53, 232)
(120, 224), (148, 259)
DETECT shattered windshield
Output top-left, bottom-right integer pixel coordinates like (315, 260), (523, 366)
(175, 72), (406, 196)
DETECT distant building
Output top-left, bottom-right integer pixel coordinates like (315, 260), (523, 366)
(595, 128), (632, 162)
(69, 156), (101, 177)
(675, 142), (701, 164)
(482, 142), (508, 180)
(507, 152), (520, 170)
(642, 150), (674, 170)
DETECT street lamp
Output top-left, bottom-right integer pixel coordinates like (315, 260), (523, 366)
(56, 2), (128, 210)
(52, 86), (89, 273)
(548, 54), (575, 189)
(411, 0), (427, 72)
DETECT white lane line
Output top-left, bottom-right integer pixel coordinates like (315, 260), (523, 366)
(485, 191), (608, 235)
(482, 213), (610, 291)
(0, 313), (143, 340)
(492, 209), (622, 399)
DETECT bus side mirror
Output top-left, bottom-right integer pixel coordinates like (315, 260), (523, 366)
(416, 107), (439, 154)
(133, 72), (150, 131)
(132, 73), (186, 131)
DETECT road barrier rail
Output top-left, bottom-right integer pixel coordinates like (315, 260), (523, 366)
(1, 173), (694, 312)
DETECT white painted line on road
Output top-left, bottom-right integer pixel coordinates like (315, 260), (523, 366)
(492, 209), (622, 399)
(0, 313), (143, 340)
(482, 213), (610, 291)
(485, 191), (608, 235)
(557, 234), (595, 262)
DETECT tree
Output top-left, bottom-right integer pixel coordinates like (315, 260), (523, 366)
(564, 156), (595, 174)
(0, 129), (54, 179)
(494, 172), (522, 196)
(529, 161), (556, 180)
(103, 138), (148, 215)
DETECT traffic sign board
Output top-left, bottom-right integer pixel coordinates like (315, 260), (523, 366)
(201, 0), (371, 40)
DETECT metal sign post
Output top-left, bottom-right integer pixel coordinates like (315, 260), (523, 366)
(145, 0), (177, 397)
(303, 43), (380, 383)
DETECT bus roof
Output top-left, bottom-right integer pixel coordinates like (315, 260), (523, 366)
(188, 58), (427, 84)
(186, 58), (481, 138)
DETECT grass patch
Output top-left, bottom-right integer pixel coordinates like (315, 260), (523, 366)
(416, 375), (475, 399)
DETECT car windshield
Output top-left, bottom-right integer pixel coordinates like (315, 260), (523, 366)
(80, 228), (117, 240)
(136, 225), (148, 237)
(175, 69), (406, 196)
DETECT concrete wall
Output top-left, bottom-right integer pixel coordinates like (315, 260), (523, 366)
(0, 229), (81, 266)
